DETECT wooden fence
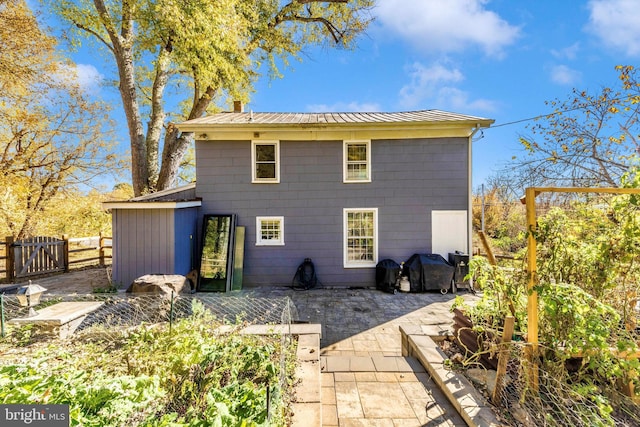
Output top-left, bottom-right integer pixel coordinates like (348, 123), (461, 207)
(0, 233), (112, 282)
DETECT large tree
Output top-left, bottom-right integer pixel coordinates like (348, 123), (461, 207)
(515, 65), (640, 188)
(54, 0), (374, 196)
(0, 0), (119, 238)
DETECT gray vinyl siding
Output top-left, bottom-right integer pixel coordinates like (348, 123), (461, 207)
(112, 207), (198, 287)
(195, 138), (469, 287)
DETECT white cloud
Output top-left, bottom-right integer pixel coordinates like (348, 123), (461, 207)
(305, 101), (382, 112)
(398, 61), (497, 112)
(439, 87), (498, 112)
(587, 0), (640, 56)
(548, 65), (581, 86)
(399, 62), (463, 107)
(551, 42), (580, 60)
(376, 0), (520, 57)
(50, 62), (104, 96)
(72, 63), (104, 95)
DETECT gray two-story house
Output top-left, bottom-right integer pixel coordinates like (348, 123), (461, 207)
(174, 108), (493, 289)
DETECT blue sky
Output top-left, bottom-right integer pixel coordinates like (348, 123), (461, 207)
(55, 0), (640, 188)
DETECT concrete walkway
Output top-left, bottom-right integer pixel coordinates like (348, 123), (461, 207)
(3, 268), (479, 426)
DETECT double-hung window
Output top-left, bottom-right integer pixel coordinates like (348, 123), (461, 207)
(256, 216), (285, 246)
(344, 208), (378, 267)
(343, 140), (371, 183)
(252, 140), (280, 183)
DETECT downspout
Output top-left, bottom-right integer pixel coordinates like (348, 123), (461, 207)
(467, 124), (482, 260)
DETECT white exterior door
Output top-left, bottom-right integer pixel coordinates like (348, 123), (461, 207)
(431, 210), (468, 257)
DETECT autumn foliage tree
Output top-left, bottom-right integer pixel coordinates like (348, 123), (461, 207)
(54, 0), (374, 196)
(472, 177), (526, 254)
(515, 65), (640, 188)
(0, 0), (120, 238)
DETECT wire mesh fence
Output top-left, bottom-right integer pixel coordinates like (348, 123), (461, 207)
(486, 345), (640, 427)
(0, 292), (300, 425)
(0, 292), (297, 339)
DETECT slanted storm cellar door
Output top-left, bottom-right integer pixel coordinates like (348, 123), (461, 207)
(198, 214), (236, 292)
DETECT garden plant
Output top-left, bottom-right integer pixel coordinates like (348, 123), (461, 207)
(453, 170), (640, 426)
(0, 300), (297, 426)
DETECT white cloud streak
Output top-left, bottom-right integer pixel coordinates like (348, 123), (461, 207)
(305, 101), (382, 112)
(398, 62), (497, 112)
(551, 42), (581, 60)
(548, 65), (581, 86)
(376, 0), (520, 57)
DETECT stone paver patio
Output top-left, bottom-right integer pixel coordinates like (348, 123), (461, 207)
(245, 286), (478, 426)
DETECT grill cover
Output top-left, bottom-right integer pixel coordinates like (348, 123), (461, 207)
(403, 254), (454, 292)
(375, 259), (400, 293)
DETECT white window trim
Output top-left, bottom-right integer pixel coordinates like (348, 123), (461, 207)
(252, 140), (280, 183)
(343, 140), (371, 183)
(256, 216), (285, 246)
(343, 208), (378, 268)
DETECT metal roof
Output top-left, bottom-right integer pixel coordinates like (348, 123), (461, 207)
(129, 183), (197, 202)
(179, 110), (493, 127)
(102, 183), (201, 210)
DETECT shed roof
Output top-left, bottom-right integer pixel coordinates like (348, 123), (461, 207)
(102, 183), (201, 210)
(129, 183), (197, 202)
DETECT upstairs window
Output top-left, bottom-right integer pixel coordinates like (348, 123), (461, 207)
(344, 208), (378, 267)
(344, 140), (371, 183)
(252, 141), (280, 183)
(256, 216), (284, 246)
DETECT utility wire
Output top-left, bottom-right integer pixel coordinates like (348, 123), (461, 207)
(488, 94), (632, 129)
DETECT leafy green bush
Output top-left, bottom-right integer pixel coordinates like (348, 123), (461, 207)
(0, 365), (164, 427)
(538, 283), (621, 355)
(456, 256), (528, 333)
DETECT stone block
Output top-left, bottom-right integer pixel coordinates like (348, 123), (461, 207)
(295, 361), (320, 403)
(9, 301), (104, 339)
(291, 402), (321, 427)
